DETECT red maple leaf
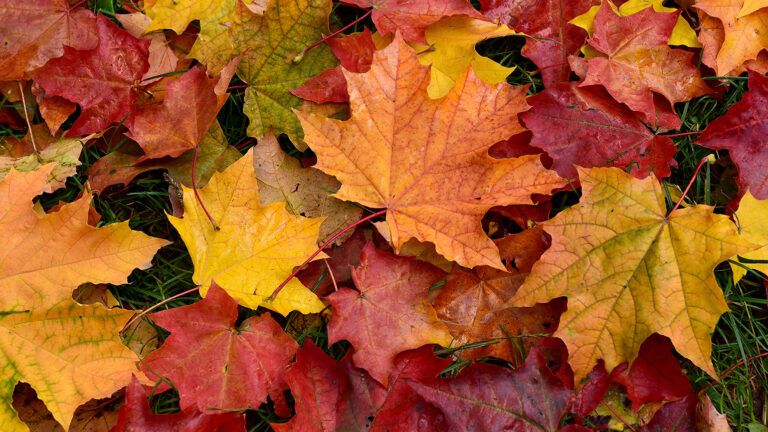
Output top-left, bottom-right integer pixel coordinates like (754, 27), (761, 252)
(32, 14), (149, 136)
(142, 284), (297, 413)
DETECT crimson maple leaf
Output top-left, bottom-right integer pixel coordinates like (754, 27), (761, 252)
(32, 14), (149, 136)
(697, 71), (768, 199)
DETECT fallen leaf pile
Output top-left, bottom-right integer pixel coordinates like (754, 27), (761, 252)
(1, 0), (767, 430)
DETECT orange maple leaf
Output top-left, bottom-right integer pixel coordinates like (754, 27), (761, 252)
(297, 35), (565, 269)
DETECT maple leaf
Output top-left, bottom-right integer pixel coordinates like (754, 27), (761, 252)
(511, 167), (756, 380)
(0, 124), (93, 190)
(694, 0), (768, 76)
(168, 149), (326, 315)
(340, 0), (482, 43)
(327, 243), (451, 385)
(433, 226), (566, 363)
(298, 35), (565, 269)
(570, 0), (701, 48)
(731, 191), (768, 282)
(520, 83), (678, 179)
(36, 95), (76, 135)
(142, 284), (297, 412)
(1, 166), (169, 313)
(115, 12), (178, 84)
(611, 334), (692, 411)
(0, 301), (141, 431)
(112, 376), (246, 432)
(418, 16), (516, 99)
(273, 342), (450, 432)
(144, 0), (237, 73)
(479, 0), (599, 87)
(126, 63), (237, 160)
(328, 28), (376, 73)
(740, 0), (768, 16)
(32, 15), (150, 136)
(410, 346), (572, 431)
(233, 0), (338, 146)
(291, 67), (349, 104)
(0, 0), (97, 80)
(87, 121), (240, 194)
(575, 3), (709, 118)
(697, 71), (768, 199)
(253, 132), (363, 244)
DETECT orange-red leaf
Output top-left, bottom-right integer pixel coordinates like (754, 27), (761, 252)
(298, 35), (565, 269)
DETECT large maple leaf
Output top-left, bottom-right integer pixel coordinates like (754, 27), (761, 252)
(327, 243), (452, 385)
(298, 36), (565, 269)
(697, 71), (768, 199)
(1, 166), (168, 313)
(0, 0), (97, 80)
(112, 376), (246, 432)
(520, 83), (678, 179)
(340, 0), (482, 43)
(410, 347), (571, 431)
(32, 15), (150, 136)
(234, 0), (338, 146)
(0, 301), (143, 431)
(479, 0), (598, 87)
(142, 284), (297, 412)
(575, 3), (709, 117)
(168, 149), (326, 315)
(511, 167), (755, 380)
(694, 0), (768, 76)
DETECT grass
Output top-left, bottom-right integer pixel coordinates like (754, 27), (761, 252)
(2, 0), (766, 430)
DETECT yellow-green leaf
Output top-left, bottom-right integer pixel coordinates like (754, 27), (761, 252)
(418, 16), (516, 99)
(0, 300), (138, 431)
(169, 149), (326, 316)
(511, 167), (755, 380)
(234, 0), (337, 147)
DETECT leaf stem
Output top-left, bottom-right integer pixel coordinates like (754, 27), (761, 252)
(17, 82), (41, 161)
(661, 131), (703, 139)
(121, 286), (200, 332)
(266, 208), (387, 300)
(668, 155), (713, 215)
(700, 351), (768, 392)
(292, 9), (373, 63)
(191, 141), (220, 231)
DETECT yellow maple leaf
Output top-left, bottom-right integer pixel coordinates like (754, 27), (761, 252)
(168, 149), (326, 316)
(144, 0), (237, 73)
(732, 191), (768, 281)
(1, 166), (169, 313)
(511, 167), (756, 380)
(695, 0), (768, 76)
(0, 300), (139, 431)
(418, 16), (516, 99)
(571, 0), (701, 48)
(297, 35), (565, 270)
